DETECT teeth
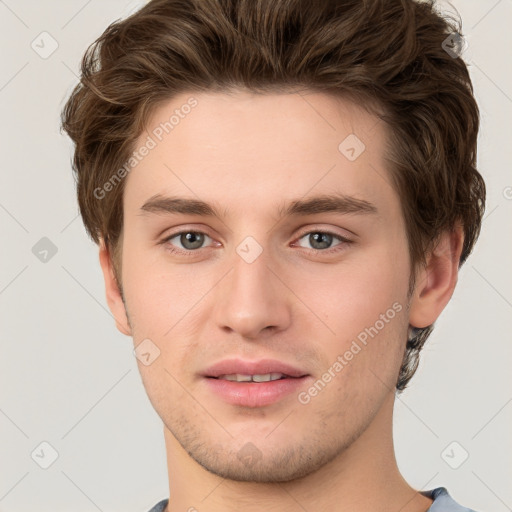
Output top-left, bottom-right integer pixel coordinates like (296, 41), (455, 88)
(252, 374), (272, 382)
(219, 373), (285, 382)
(224, 374), (252, 382)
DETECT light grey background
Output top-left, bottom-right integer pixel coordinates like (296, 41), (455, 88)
(0, 1), (511, 511)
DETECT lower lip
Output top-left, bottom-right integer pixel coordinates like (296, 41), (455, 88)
(203, 376), (310, 407)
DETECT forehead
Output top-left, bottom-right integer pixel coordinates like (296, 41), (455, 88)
(124, 90), (399, 222)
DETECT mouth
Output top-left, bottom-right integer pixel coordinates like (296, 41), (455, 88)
(201, 359), (310, 407)
(208, 372), (301, 383)
(202, 358), (308, 379)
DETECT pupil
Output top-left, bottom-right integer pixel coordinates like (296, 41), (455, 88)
(310, 232), (332, 250)
(182, 232), (204, 250)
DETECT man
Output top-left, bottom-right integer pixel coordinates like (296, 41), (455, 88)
(61, 0), (485, 510)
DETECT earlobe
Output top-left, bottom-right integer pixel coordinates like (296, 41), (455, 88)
(98, 238), (132, 336)
(408, 223), (464, 329)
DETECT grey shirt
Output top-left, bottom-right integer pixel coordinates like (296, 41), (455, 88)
(146, 486), (480, 511)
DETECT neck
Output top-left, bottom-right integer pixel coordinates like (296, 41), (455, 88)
(163, 392), (433, 512)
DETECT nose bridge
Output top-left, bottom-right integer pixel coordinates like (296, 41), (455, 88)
(212, 233), (291, 338)
(232, 239), (273, 297)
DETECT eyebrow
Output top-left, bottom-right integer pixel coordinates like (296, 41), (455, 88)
(139, 193), (378, 219)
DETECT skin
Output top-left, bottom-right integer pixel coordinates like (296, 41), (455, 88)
(99, 90), (463, 511)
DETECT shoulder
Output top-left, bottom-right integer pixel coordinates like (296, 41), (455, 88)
(424, 487), (481, 512)
(146, 491), (481, 512)
(146, 498), (169, 512)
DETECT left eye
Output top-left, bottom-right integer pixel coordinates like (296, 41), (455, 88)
(294, 231), (348, 251)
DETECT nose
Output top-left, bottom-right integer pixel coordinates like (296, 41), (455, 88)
(213, 245), (292, 340)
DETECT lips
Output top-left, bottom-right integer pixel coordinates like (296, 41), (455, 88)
(201, 358), (311, 407)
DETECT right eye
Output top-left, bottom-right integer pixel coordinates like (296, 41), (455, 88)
(162, 231), (215, 254)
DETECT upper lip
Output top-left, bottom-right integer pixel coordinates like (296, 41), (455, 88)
(202, 358), (309, 378)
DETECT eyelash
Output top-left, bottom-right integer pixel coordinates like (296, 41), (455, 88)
(160, 228), (353, 257)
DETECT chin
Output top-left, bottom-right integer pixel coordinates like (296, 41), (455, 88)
(187, 440), (344, 483)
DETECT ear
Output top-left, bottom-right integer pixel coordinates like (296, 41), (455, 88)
(98, 238), (132, 336)
(408, 222), (464, 329)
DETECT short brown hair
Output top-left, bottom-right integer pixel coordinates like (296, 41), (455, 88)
(61, 0), (486, 391)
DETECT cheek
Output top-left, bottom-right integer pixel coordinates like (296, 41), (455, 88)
(120, 239), (199, 334)
(312, 250), (407, 336)
(308, 244), (409, 390)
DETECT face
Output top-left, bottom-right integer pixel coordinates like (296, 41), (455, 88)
(114, 90), (414, 482)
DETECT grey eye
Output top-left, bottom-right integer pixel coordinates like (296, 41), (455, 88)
(297, 231), (342, 251)
(168, 231), (211, 250)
